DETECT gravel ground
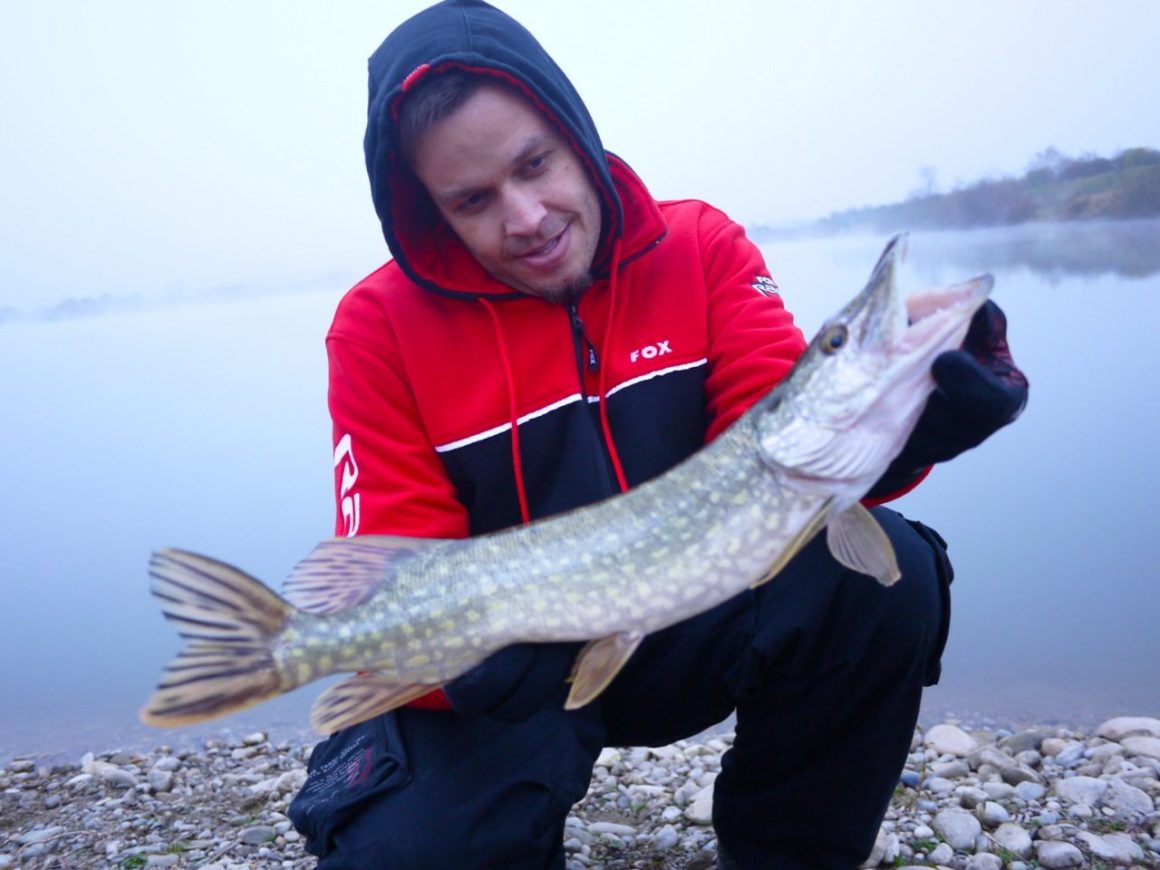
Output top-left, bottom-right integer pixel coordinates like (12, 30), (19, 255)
(2, 716), (1158, 868)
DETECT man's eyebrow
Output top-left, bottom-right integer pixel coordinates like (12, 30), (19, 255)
(435, 134), (556, 207)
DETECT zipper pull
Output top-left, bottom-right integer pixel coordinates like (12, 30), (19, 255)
(568, 305), (600, 372)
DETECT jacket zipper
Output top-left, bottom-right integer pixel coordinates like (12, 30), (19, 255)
(567, 303), (599, 381)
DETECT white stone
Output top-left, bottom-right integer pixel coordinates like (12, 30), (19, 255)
(991, 822), (1032, 858)
(977, 801), (1010, 827)
(1122, 735), (1160, 759)
(595, 747), (621, 767)
(1075, 830), (1145, 864)
(652, 825), (679, 851)
(928, 842), (954, 864)
(860, 828), (900, 868)
(684, 785), (714, 825)
(1095, 716), (1160, 741)
(912, 824), (934, 839)
(924, 723), (979, 757)
(1035, 840), (1085, 868)
(932, 808), (981, 850)
(1053, 775), (1106, 807)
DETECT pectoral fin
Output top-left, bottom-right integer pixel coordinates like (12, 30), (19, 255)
(826, 504), (901, 586)
(310, 673), (439, 734)
(564, 631), (644, 710)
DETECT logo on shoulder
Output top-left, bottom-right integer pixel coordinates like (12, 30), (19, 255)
(752, 275), (780, 297)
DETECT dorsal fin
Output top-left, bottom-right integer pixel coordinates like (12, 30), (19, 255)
(281, 535), (441, 614)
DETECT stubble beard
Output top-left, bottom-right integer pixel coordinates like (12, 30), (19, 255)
(535, 270), (594, 306)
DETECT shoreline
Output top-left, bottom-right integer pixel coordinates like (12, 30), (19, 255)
(3, 715), (1158, 869)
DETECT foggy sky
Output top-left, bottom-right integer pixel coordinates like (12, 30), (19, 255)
(2, 0), (1159, 311)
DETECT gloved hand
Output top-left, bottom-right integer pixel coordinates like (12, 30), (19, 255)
(869, 300), (1029, 499)
(444, 641), (582, 722)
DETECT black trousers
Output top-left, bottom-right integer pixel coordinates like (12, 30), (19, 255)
(288, 508), (952, 869)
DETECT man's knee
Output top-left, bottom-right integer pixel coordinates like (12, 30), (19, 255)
(747, 508), (950, 686)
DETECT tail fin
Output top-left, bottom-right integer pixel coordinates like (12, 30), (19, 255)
(141, 548), (294, 727)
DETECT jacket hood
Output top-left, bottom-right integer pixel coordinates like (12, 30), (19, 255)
(364, 0), (635, 298)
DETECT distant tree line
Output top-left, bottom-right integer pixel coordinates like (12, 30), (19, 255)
(815, 147), (1160, 233)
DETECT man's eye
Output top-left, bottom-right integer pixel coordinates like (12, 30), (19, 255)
(457, 192), (488, 213)
(523, 153), (549, 174)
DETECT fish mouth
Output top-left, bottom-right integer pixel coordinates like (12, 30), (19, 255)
(858, 234), (991, 355)
(900, 273), (993, 352)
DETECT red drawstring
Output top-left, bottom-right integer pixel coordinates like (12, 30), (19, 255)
(597, 239), (630, 493)
(480, 299), (532, 525)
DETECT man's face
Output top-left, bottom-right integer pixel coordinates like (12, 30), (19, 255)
(412, 82), (603, 303)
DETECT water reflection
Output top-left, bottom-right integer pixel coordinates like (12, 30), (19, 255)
(900, 218), (1160, 282)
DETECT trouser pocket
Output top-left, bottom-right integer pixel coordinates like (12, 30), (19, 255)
(288, 712), (411, 859)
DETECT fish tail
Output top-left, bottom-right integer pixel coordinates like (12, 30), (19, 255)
(141, 548), (295, 727)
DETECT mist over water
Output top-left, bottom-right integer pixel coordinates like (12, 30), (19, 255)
(2, 222), (1157, 763)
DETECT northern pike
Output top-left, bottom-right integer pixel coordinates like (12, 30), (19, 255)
(142, 236), (991, 734)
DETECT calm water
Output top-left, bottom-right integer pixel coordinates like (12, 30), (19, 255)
(2, 222), (1158, 762)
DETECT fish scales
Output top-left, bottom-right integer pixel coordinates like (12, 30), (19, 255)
(141, 236), (994, 733)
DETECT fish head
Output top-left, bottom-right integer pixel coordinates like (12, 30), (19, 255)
(756, 234), (993, 498)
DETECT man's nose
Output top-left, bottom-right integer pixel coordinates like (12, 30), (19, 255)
(503, 187), (547, 236)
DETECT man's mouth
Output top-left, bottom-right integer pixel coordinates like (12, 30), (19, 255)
(513, 222), (571, 268)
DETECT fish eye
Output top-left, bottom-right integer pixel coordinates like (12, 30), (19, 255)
(820, 324), (848, 355)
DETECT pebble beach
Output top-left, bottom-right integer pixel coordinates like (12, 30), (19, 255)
(3, 716), (1159, 869)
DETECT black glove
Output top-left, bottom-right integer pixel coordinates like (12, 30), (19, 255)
(444, 642), (582, 722)
(869, 300), (1029, 499)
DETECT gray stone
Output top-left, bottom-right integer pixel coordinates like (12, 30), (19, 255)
(148, 769), (174, 793)
(652, 824), (679, 851)
(1053, 742), (1086, 767)
(970, 746), (1013, 771)
(965, 854), (1003, 870)
(1103, 777), (1153, 821)
(1085, 742), (1124, 763)
(1075, 830), (1145, 864)
(998, 729), (1051, 755)
(152, 756), (181, 772)
(17, 827), (65, 846)
(1013, 749), (1042, 768)
(1095, 716), (1160, 741)
(932, 808), (981, 850)
(931, 760), (971, 778)
(589, 822), (636, 836)
(923, 775), (955, 795)
(99, 766), (138, 789)
(1122, 735), (1160, 759)
(956, 786), (989, 808)
(928, 842), (954, 864)
(1014, 781), (1046, 802)
(1035, 841), (1085, 868)
(982, 781), (1016, 801)
(238, 825), (277, 845)
(999, 764), (1042, 786)
(991, 822), (1032, 858)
